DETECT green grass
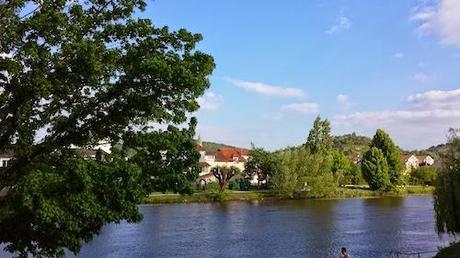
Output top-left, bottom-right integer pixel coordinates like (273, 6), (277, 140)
(143, 186), (433, 204)
(144, 191), (273, 204)
(436, 242), (460, 258)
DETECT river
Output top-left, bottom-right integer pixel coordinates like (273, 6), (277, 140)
(1, 195), (454, 257)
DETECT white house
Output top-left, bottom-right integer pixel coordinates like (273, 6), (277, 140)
(195, 140), (256, 184)
(401, 154), (435, 174)
(0, 149), (14, 168)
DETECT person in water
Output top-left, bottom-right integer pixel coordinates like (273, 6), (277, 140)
(340, 247), (349, 258)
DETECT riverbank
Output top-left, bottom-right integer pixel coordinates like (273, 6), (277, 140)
(436, 242), (460, 258)
(144, 186), (433, 204)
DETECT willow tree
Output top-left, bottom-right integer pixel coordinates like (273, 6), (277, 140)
(0, 0), (214, 257)
(434, 129), (460, 235)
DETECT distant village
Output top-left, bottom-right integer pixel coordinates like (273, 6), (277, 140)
(0, 138), (440, 185)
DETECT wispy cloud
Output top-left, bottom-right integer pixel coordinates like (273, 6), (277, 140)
(197, 92), (224, 110)
(325, 16), (352, 34)
(411, 0), (460, 46)
(336, 94), (355, 110)
(333, 88), (460, 149)
(227, 78), (305, 98)
(394, 52), (405, 58)
(281, 102), (319, 114)
(413, 72), (429, 82)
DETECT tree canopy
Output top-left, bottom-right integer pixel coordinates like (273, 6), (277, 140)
(305, 116), (332, 154)
(434, 129), (460, 235)
(244, 146), (282, 187)
(0, 0), (214, 256)
(370, 129), (403, 184)
(361, 147), (390, 191)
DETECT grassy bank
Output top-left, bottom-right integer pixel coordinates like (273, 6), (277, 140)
(144, 191), (273, 204)
(436, 242), (460, 258)
(144, 186), (433, 204)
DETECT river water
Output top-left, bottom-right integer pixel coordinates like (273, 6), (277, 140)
(1, 195), (454, 257)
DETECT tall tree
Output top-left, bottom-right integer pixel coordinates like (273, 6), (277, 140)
(361, 147), (390, 191)
(370, 129), (403, 185)
(0, 0), (214, 256)
(212, 166), (240, 191)
(434, 129), (460, 235)
(306, 116), (332, 154)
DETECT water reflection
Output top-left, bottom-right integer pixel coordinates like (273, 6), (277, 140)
(0, 196), (453, 258)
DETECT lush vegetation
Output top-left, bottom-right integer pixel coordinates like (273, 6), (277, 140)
(0, 1), (214, 256)
(434, 129), (460, 235)
(409, 166), (438, 186)
(436, 242), (460, 258)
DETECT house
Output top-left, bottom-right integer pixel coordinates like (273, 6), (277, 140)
(0, 142), (111, 167)
(401, 154), (435, 174)
(0, 149), (14, 168)
(195, 140), (251, 184)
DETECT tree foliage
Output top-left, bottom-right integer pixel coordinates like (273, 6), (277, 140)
(212, 166), (240, 191)
(305, 116), (332, 154)
(272, 148), (335, 198)
(370, 129), (403, 184)
(244, 146), (282, 187)
(434, 129), (460, 235)
(0, 0), (214, 256)
(361, 147), (390, 191)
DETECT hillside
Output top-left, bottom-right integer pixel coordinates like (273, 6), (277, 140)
(201, 141), (242, 153)
(333, 133), (372, 158)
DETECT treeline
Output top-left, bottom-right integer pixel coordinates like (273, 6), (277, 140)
(241, 116), (422, 198)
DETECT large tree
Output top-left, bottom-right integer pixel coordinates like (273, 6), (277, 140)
(370, 129), (403, 185)
(212, 166), (240, 191)
(361, 147), (390, 191)
(244, 146), (282, 187)
(305, 116), (332, 154)
(0, 0), (214, 256)
(434, 129), (460, 235)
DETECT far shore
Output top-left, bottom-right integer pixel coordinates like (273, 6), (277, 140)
(143, 185), (434, 204)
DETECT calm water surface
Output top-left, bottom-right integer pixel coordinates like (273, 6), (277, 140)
(1, 196), (454, 258)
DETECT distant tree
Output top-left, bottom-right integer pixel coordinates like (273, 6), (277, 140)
(0, 0), (214, 256)
(370, 129), (403, 185)
(361, 147), (391, 190)
(331, 150), (351, 176)
(331, 150), (362, 185)
(244, 146), (282, 187)
(410, 166), (438, 185)
(306, 116), (333, 154)
(271, 148), (335, 198)
(434, 129), (460, 235)
(212, 166), (240, 191)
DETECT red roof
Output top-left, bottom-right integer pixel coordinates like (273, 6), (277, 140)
(198, 172), (215, 179)
(214, 148), (247, 162)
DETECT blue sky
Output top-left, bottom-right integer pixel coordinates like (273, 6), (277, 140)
(143, 0), (460, 150)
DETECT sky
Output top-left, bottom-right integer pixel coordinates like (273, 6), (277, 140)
(142, 0), (460, 151)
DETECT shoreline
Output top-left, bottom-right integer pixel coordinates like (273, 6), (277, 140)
(143, 186), (434, 204)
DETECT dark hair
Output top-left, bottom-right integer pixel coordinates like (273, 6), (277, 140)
(341, 247), (347, 253)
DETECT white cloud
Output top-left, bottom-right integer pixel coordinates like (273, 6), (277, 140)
(336, 94), (355, 110)
(394, 52), (405, 58)
(407, 88), (460, 109)
(197, 92), (224, 110)
(411, 0), (460, 46)
(325, 16), (352, 34)
(281, 102), (319, 114)
(333, 88), (460, 149)
(227, 78), (305, 98)
(413, 72), (429, 82)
